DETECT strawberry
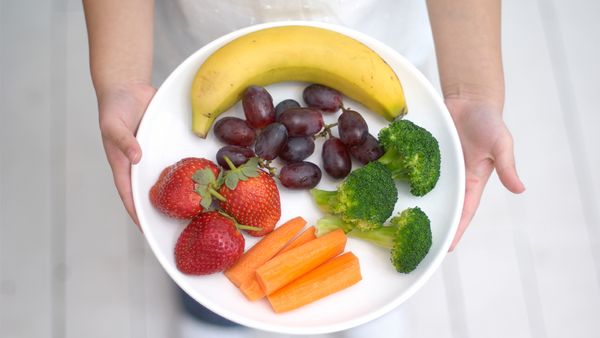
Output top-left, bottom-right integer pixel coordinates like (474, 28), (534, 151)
(218, 157), (281, 237)
(149, 157), (220, 219)
(175, 211), (245, 275)
(149, 166), (169, 204)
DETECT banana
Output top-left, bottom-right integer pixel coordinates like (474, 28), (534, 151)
(191, 25), (407, 138)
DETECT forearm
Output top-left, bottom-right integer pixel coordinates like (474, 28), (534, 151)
(83, 0), (154, 99)
(427, 0), (504, 108)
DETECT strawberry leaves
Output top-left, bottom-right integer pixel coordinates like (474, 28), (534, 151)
(193, 168), (226, 209)
(193, 156), (264, 208)
(223, 156), (260, 190)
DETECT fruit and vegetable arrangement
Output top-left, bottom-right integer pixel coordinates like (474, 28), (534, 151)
(147, 26), (442, 313)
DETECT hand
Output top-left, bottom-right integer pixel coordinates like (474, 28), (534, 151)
(445, 97), (525, 251)
(98, 83), (156, 226)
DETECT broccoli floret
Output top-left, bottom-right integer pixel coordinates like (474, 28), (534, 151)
(377, 119), (441, 196)
(310, 161), (398, 231)
(349, 207), (432, 273)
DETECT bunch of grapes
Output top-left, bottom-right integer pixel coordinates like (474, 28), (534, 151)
(213, 84), (384, 190)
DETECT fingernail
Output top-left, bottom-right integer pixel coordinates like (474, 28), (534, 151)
(127, 149), (139, 163)
(518, 180), (526, 193)
(517, 174), (526, 191)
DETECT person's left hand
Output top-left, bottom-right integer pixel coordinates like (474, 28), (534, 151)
(445, 97), (526, 251)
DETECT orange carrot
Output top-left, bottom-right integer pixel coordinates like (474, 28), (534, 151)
(225, 216), (306, 287)
(267, 252), (362, 313)
(255, 229), (347, 295)
(279, 226), (317, 254)
(239, 278), (264, 301)
(240, 226), (317, 301)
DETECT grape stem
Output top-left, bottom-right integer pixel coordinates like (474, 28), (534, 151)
(315, 122), (338, 139)
(258, 158), (278, 177)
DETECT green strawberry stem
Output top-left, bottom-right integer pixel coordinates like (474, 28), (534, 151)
(208, 187), (226, 202)
(223, 156), (237, 170)
(236, 224), (263, 232)
(218, 211), (262, 232)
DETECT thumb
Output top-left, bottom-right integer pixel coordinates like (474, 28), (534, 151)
(102, 120), (142, 164)
(493, 132), (525, 194)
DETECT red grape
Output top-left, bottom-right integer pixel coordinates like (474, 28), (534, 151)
(216, 146), (255, 168)
(303, 84), (343, 112)
(279, 107), (324, 137)
(322, 137), (351, 179)
(242, 86), (275, 128)
(279, 137), (315, 162)
(213, 117), (256, 146)
(254, 123), (288, 160)
(349, 134), (384, 164)
(275, 99), (301, 121)
(338, 109), (368, 146)
(279, 162), (322, 189)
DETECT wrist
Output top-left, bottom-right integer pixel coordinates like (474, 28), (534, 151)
(442, 82), (504, 116)
(95, 80), (154, 105)
(443, 81), (504, 104)
(95, 82), (156, 128)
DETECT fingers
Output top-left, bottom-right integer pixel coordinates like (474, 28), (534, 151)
(493, 132), (526, 194)
(101, 118), (142, 164)
(450, 131), (524, 251)
(101, 119), (143, 228)
(109, 149), (141, 228)
(449, 162), (493, 252)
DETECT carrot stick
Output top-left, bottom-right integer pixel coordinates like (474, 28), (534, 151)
(255, 229), (347, 295)
(279, 226), (316, 254)
(239, 278), (264, 301)
(240, 226), (317, 301)
(267, 252), (362, 313)
(225, 216), (306, 287)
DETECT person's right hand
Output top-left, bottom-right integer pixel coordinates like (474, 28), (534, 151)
(98, 83), (156, 226)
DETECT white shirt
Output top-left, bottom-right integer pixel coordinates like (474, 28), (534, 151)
(154, 0), (434, 84)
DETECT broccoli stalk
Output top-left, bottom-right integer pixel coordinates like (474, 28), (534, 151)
(314, 214), (354, 236)
(350, 225), (398, 248)
(310, 161), (398, 231)
(377, 148), (413, 182)
(337, 207), (432, 273)
(377, 119), (441, 196)
(310, 190), (338, 214)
